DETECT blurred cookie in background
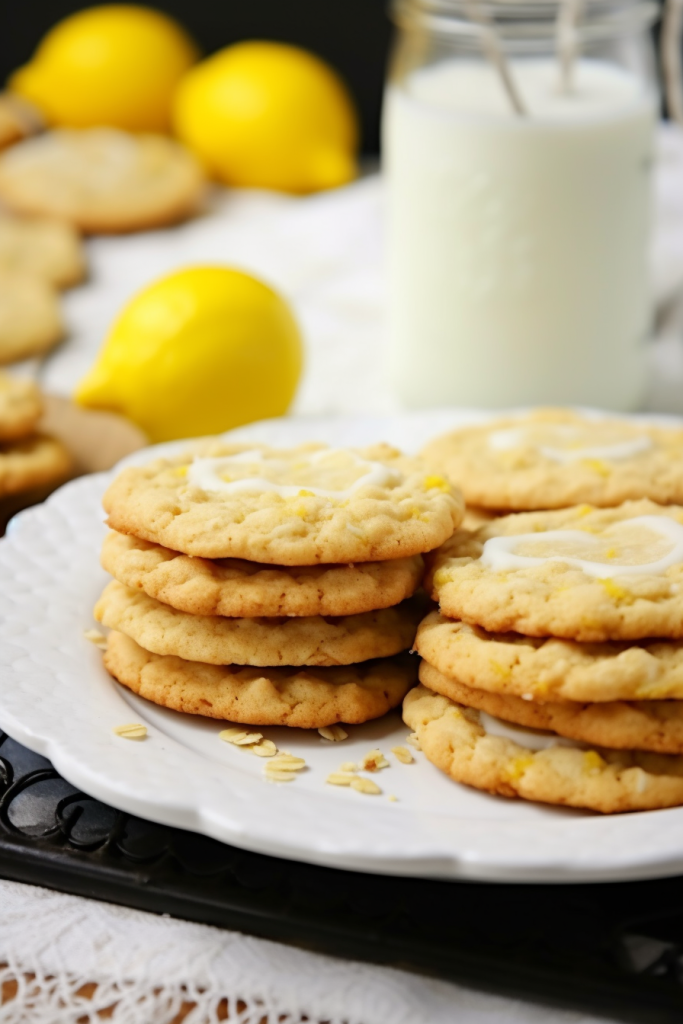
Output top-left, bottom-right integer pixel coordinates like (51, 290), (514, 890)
(0, 433), (72, 500)
(0, 371), (72, 526)
(0, 386), (146, 535)
(0, 270), (63, 363)
(0, 128), (206, 234)
(0, 93), (43, 152)
(0, 215), (86, 289)
(0, 371), (42, 440)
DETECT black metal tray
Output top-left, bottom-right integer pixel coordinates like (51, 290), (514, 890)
(1, 728), (683, 1023)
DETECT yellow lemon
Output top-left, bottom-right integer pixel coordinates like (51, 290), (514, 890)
(10, 5), (198, 132)
(173, 41), (359, 193)
(74, 266), (303, 443)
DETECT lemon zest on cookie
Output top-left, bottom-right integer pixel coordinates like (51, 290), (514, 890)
(581, 458), (611, 477)
(583, 750), (606, 775)
(423, 474), (450, 492)
(433, 567), (453, 589)
(504, 754), (534, 782)
(490, 660), (512, 680)
(173, 465), (189, 477)
(599, 578), (634, 604)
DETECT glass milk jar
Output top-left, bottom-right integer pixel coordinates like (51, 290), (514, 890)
(383, 0), (659, 410)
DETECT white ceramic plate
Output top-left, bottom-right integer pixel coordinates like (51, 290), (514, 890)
(2, 409), (683, 883)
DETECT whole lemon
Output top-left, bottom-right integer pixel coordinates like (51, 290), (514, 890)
(10, 5), (198, 132)
(173, 41), (359, 193)
(74, 266), (303, 442)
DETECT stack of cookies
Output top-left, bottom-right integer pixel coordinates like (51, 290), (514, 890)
(95, 442), (464, 731)
(0, 371), (72, 511)
(407, 410), (683, 813)
(0, 214), (85, 364)
(0, 126), (206, 365)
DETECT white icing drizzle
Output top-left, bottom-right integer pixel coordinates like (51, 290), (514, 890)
(539, 437), (652, 464)
(187, 448), (403, 499)
(480, 515), (683, 578)
(489, 427), (532, 451)
(479, 712), (587, 752)
(488, 425), (652, 463)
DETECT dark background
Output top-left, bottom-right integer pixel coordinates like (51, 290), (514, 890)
(1, 0), (394, 154)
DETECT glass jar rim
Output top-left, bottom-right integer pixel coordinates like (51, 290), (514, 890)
(391, 0), (659, 40)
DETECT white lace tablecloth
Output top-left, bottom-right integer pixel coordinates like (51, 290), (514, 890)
(0, 879), (625, 1024)
(3, 125), (683, 1024)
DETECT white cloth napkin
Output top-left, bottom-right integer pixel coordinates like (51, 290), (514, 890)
(0, 878), (625, 1024)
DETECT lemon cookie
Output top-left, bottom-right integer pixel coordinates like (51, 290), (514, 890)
(0, 216), (85, 288)
(420, 660), (683, 755)
(461, 507), (496, 531)
(422, 409), (683, 511)
(0, 94), (41, 151)
(102, 531), (425, 618)
(416, 611), (683, 703)
(0, 434), (72, 497)
(95, 580), (423, 667)
(403, 685), (683, 813)
(429, 500), (683, 641)
(0, 270), (64, 363)
(0, 129), (205, 234)
(103, 443), (464, 565)
(105, 630), (417, 728)
(0, 373), (42, 441)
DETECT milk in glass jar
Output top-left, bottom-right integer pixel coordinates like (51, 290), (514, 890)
(383, 0), (659, 409)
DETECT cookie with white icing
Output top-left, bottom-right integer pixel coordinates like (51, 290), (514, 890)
(422, 409), (683, 510)
(428, 501), (683, 641)
(105, 630), (417, 728)
(103, 442), (464, 565)
(403, 684), (683, 813)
